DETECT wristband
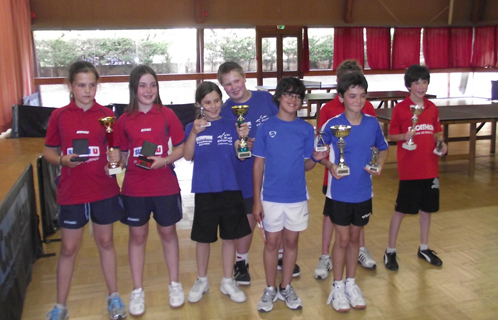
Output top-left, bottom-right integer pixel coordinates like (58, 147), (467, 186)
(311, 155), (321, 163)
(59, 155), (64, 166)
(164, 158), (169, 168)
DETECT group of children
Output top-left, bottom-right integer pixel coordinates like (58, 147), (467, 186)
(44, 59), (446, 319)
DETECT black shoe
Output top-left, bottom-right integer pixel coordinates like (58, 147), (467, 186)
(384, 251), (399, 271)
(277, 258), (301, 277)
(233, 260), (251, 285)
(418, 248), (443, 266)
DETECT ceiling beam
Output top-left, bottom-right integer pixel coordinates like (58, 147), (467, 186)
(470, 0), (486, 24)
(344, 0), (355, 23)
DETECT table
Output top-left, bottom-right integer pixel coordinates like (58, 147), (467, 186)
(375, 104), (498, 176)
(256, 83), (337, 93)
(307, 91), (437, 124)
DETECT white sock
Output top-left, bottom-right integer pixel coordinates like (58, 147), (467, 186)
(359, 247), (366, 251)
(333, 280), (344, 289)
(321, 254), (331, 258)
(236, 252), (248, 263)
(170, 281), (181, 287)
(222, 277), (232, 283)
(345, 277), (356, 287)
(278, 249), (284, 259)
(420, 244), (429, 251)
(198, 276), (208, 282)
(386, 247), (396, 253)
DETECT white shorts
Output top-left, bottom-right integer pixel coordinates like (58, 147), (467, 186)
(262, 200), (309, 233)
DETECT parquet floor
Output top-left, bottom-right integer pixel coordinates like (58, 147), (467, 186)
(10, 119), (498, 320)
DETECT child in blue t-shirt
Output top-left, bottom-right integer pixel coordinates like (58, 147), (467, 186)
(319, 72), (389, 313)
(252, 77), (328, 312)
(184, 81), (251, 304)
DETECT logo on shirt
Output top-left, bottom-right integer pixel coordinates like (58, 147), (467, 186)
(431, 178), (440, 189)
(67, 146), (100, 156)
(269, 131), (277, 138)
(141, 128), (152, 132)
(196, 135), (213, 146)
(133, 145), (163, 157)
(409, 124), (434, 135)
(255, 115), (270, 127)
(76, 130), (89, 134)
(217, 132), (233, 146)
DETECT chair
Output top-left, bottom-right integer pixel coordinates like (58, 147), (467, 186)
(166, 103), (197, 129)
(11, 105), (55, 138)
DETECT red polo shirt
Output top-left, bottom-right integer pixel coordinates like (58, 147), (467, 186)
(116, 105), (185, 197)
(45, 101), (120, 205)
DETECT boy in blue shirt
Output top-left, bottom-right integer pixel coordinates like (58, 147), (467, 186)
(252, 77), (328, 312)
(319, 72), (389, 313)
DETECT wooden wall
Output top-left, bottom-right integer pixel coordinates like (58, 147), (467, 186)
(30, 0), (498, 30)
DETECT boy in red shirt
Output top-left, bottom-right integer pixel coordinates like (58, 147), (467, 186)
(384, 64), (447, 271)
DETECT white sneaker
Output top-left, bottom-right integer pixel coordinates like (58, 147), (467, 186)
(129, 288), (145, 316)
(358, 247), (377, 270)
(326, 285), (350, 313)
(188, 278), (209, 303)
(220, 278), (246, 303)
(169, 282), (185, 308)
(345, 284), (366, 309)
(314, 255), (332, 279)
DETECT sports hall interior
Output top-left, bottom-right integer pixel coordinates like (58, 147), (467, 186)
(1, 0), (498, 319)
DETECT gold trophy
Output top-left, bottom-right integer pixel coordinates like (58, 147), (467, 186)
(365, 146), (379, 172)
(231, 105), (251, 159)
(98, 116), (122, 175)
(402, 104), (424, 151)
(315, 128), (328, 152)
(331, 125), (351, 176)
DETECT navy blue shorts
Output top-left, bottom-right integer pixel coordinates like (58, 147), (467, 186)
(323, 197), (372, 227)
(58, 195), (124, 229)
(191, 191), (251, 243)
(395, 178), (440, 214)
(121, 193), (183, 227)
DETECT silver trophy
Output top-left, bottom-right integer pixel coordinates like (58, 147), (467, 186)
(433, 139), (444, 156)
(402, 104), (424, 150)
(200, 106), (211, 127)
(315, 128), (328, 152)
(331, 125), (351, 176)
(365, 146), (379, 172)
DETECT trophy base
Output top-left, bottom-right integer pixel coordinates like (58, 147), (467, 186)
(237, 151), (252, 159)
(365, 164), (378, 172)
(402, 142), (417, 150)
(108, 166), (122, 175)
(200, 122), (211, 128)
(315, 146), (328, 152)
(433, 148), (443, 156)
(337, 167), (350, 176)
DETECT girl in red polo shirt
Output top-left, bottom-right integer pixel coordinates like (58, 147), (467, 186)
(116, 65), (186, 315)
(44, 61), (126, 320)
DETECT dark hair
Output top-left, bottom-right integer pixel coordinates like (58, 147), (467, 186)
(217, 61), (245, 84)
(68, 61), (99, 100)
(126, 65), (162, 113)
(195, 81), (223, 118)
(404, 64), (430, 88)
(336, 59), (363, 79)
(337, 72), (368, 97)
(273, 77), (306, 105)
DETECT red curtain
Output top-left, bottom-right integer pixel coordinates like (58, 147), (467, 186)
(365, 27), (390, 70)
(0, 0), (35, 132)
(392, 27), (421, 69)
(423, 27), (450, 69)
(449, 27), (473, 68)
(333, 27), (364, 70)
(302, 26), (310, 73)
(472, 26), (496, 67)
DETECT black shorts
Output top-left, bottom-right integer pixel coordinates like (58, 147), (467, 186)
(58, 195), (124, 229)
(191, 191), (251, 243)
(395, 178), (440, 214)
(121, 194), (183, 227)
(323, 197), (372, 227)
(243, 197), (254, 215)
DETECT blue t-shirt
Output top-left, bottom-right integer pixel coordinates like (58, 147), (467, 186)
(185, 118), (240, 194)
(252, 116), (315, 203)
(322, 113), (388, 203)
(220, 90), (279, 199)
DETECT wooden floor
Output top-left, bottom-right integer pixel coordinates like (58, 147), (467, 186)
(6, 119), (498, 320)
